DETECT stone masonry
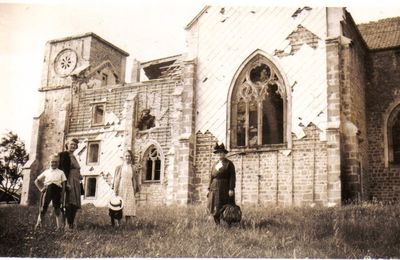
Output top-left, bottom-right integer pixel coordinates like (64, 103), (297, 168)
(21, 7), (400, 206)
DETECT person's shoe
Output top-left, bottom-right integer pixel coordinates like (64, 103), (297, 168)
(65, 224), (73, 232)
(34, 222), (41, 230)
(213, 216), (220, 225)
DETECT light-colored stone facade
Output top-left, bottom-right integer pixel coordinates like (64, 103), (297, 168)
(21, 7), (400, 206)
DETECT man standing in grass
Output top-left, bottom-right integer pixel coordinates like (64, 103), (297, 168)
(207, 143), (236, 224)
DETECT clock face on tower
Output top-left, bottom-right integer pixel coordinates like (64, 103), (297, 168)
(54, 49), (77, 76)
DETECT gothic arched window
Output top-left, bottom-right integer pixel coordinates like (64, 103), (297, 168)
(143, 146), (162, 182)
(230, 55), (285, 148)
(387, 105), (400, 164)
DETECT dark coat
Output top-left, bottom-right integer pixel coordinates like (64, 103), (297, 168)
(58, 151), (71, 179)
(58, 151), (82, 206)
(207, 158), (236, 215)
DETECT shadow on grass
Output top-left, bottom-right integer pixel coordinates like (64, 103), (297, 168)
(238, 217), (286, 230)
(78, 218), (159, 233)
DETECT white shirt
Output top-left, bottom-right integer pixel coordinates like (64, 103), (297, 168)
(37, 168), (67, 188)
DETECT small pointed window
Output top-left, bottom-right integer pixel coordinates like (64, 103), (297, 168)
(144, 146), (162, 182)
(389, 107), (400, 164)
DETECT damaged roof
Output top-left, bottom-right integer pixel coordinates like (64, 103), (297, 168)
(357, 17), (400, 50)
(141, 54), (183, 80)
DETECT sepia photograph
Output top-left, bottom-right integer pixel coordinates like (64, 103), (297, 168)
(0, 0), (400, 258)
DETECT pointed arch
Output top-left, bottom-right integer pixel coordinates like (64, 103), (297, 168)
(141, 141), (165, 182)
(226, 49), (292, 149)
(384, 98), (400, 167)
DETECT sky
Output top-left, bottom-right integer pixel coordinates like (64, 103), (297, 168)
(0, 0), (399, 151)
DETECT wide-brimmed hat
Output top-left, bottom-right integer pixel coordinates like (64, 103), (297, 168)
(213, 142), (229, 154)
(108, 196), (124, 211)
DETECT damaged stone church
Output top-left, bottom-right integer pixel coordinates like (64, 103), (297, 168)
(21, 7), (400, 207)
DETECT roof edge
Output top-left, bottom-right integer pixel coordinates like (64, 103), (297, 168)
(343, 9), (369, 51)
(47, 32), (129, 57)
(140, 54), (183, 66)
(185, 6), (210, 30)
(357, 16), (400, 27)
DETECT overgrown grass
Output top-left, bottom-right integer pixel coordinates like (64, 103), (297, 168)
(0, 203), (399, 258)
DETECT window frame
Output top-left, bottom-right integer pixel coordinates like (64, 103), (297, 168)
(91, 103), (106, 126)
(385, 104), (400, 166)
(142, 145), (163, 183)
(227, 52), (290, 150)
(101, 73), (108, 86)
(84, 176), (97, 199)
(86, 141), (101, 165)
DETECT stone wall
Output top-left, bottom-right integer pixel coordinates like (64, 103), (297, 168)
(366, 49), (400, 201)
(21, 88), (71, 204)
(339, 12), (370, 201)
(42, 33), (128, 90)
(169, 59), (196, 205)
(90, 37), (127, 81)
(188, 6), (329, 143)
(67, 79), (179, 205)
(193, 125), (328, 206)
(42, 37), (90, 88)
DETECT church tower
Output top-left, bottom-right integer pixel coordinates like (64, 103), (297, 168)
(21, 33), (129, 205)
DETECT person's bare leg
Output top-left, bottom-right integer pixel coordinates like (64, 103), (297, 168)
(35, 213), (44, 230)
(54, 208), (62, 230)
(73, 209), (79, 229)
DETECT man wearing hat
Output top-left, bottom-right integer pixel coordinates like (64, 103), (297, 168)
(207, 143), (236, 224)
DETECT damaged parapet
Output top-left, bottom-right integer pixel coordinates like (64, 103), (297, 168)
(139, 54), (183, 81)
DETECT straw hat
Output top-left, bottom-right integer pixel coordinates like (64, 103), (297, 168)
(108, 196), (124, 211)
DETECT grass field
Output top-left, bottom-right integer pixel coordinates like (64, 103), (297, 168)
(0, 203), (399, 258)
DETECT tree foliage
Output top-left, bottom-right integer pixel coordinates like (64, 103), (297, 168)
(0, 131), (29, 202)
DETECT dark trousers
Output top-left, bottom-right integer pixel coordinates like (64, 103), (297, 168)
(40, 184), (62, 215)
(109, 209), (123, 226)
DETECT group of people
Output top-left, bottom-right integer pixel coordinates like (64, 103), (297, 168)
(34, 138), (141, 230)
(34, 137), (238, 230)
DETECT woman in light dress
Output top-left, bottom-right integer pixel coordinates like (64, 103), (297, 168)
(113, 150), (141, 224)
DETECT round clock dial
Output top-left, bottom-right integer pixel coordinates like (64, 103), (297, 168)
(54, 49), (77, 76)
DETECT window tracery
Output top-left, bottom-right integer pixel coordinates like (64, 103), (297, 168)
(230, 55), (285, 148)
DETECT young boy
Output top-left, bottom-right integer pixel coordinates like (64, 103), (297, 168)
(108, 196), (123, 227)
(34, 154), (67, 230)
